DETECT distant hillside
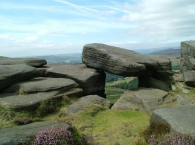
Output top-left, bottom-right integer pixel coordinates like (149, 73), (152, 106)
(34, 53), (82, 64)
(148, 48), (180, 56)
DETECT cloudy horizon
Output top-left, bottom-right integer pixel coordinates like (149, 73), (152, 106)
(0, 0), (195, 57)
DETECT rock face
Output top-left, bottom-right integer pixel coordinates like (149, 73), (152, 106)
(180, 40), (195, 87)
(112, 88), (171, 114)
(82, 43), (158, 76)
(82, 43), (172, 91)
(0, 64), (36, 91)
(150, 105), (195, 136)
(0, 121), (70, 145)
(46, 64), (105, 96)
(4, 77), (78, 94)
(0, 56), (47, 67)
(65, 95), (111, 115)
(0, 91), (71, 110)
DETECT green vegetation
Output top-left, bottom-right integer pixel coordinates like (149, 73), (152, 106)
(59, 105), (150, 145)
(106, 77), (138, 90)
(106, 72), (124, 83)
(105, 87), (125, 104)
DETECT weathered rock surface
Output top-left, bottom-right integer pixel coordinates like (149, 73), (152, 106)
(150, 105), (195, 136)
(172, 70), (184, 82)
(0, 87), (83, 110)
(183, 70), (195, 86)
(0, 64), (36, 91)
(46, 64), (105, 96)
(82, 43), (158, 76)
(65, 95), (111, 115)
(180, 40), (195, 87)
(0, 56), (47, 67)
(112, 88), (172, 114)
(149, 55), (172, 81)
(0, 121), (70, 145)
(4, 77), (78, 94)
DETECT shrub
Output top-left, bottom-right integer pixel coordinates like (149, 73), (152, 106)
(142, 122), (170, 142)
(14, 117), (32, 125)
(149, 131), (195, 145)
(32, 127), (74, 145)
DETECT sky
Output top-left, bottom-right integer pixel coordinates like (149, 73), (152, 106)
(0, 0), (195, 57)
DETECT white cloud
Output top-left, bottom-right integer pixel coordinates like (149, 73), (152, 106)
(0, 34), (9, 40)
(121, 0), (195, 41)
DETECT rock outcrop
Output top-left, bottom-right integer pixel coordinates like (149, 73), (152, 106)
(65, 95), (111, 115)
(4, 77), (78, 94)
(82, 43), (158, 76)
(180, 40), (195, 87)
(82, 43), (172, 91)
(0, 64), (36, 91)
(112, 88), (172, 114)
(0, 121), (70, 145)
(46, 64), (105, 96)
(0, 56), (47, 67)
(150, 105), (195, 136)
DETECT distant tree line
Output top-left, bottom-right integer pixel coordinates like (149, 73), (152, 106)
(106, 73), (124, 83)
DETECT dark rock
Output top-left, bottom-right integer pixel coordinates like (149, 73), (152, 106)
(82, 43), (158, 76)
(46, 64), (105, 96)
(65, 95), (111, 115)
(150, 105), (195, 136)
(0, 56), (47, 67)
(4, 77), (79, 94)
(63, 88), (83, 98)
(0, 121), (70, 145)
(139, 77), (171, 91)
(0, 64), (36, 91)
(112, 88), (170, 114)
(33, 68), (47, 77)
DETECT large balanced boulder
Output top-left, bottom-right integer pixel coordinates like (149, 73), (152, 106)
(4, 77), (79, 94)
(0, 121), (70, 145)
(112, 88), (171, 114)
(0, 56), (47, 67)
(46, 64), (105, 96)
(82, 43), (158, 76)
(150, 105), (195, 136)
(65, 95), (111, 115)
(0, 64), (36, 91)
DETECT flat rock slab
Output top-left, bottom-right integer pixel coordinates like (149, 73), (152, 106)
(0, 91), (62, 110)
(0, 121), (70, 145)
(82, 43), (158, 76)
(0, 64), (36, 91)
(66, 95), (111, 115)
(46, 64), (105, 95)
(112, 88), (170, 114)
(0, 56), (47, 67)
(5, 77), (79, 94)
(150, 105), (195, 136)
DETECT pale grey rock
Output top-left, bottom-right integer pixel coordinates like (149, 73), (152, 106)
(150, 105), (195, 136)
(0, 121), (70, 145)
(183, 70), (195, 87)
(82, 43), (158, 76)
(65, 95), (111, 115)
(112, 88), (170, 114)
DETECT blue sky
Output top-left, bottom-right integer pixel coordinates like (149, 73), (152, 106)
(0, 0), (195, 57)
